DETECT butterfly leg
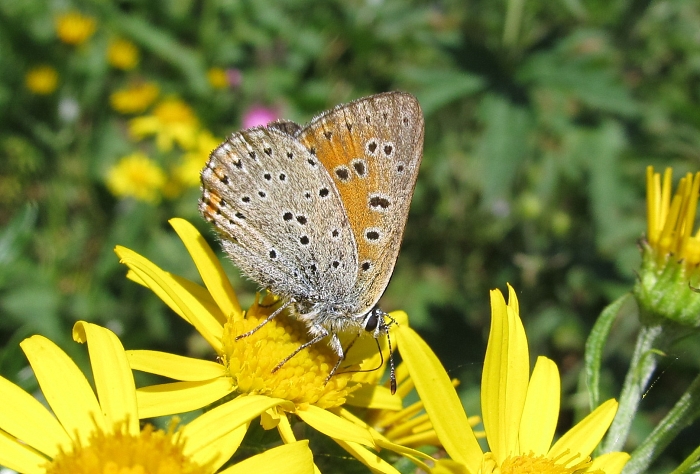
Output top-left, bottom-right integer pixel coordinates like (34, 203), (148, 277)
(236, 298), (294, 340)
(272, 324), (329, 373)
(325, 332), (346, 384)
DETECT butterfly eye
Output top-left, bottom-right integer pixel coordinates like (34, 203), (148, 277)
(364, 310), (380, 332)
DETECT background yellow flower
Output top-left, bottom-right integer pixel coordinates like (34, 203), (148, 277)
(108, 38), (140, 70)
(110, 82), (160, 114)
(55, 11), (96, 45)
(207, 67), (228, 89)
(129, 98), (199, 151)
(25, 66), (58, 95)
(173, 130), (221, 187)
(106, 152), (166, 203)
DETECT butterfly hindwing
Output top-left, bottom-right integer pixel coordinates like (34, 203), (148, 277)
(200, 126), (358, 302)
(295, 92), (424, 315)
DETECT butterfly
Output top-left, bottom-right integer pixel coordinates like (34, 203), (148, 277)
(200, 92), (423, 393)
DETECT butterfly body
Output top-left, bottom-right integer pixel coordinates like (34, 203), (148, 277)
(200, 92), (423, 384)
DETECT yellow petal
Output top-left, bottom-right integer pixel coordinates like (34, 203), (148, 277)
(481, 290), (507, 456)
(334, 439), (400, 474)
(170, 218), (242, 321)
(0, 429), (48, 474)
(0, 373), (69, 458)
(337, 408), (435, 470)
(136, 378), (234, 418)
(19, 335), (101, 449)
(72, 322), (139, 436)
(172, 272), (228, 322)
(181, 394), (294, 456)
(345, 383), (402, 410)
(127, 350), (225, 381)
(548, 398), (618, 463)
(395, 324), (482, 473)
(482, 288), (529, 463)
(190, 423), (248, 470)
(587, 451), (630, 474)
(506, 283), (519, 315)
(374, 438), (435, 472)
(296, 405), (375, 447)
(277, 414), (297, 443)
(388, 310), (409, 326)
(519, 356), (560, 455)
(432, 459), (470, 474)
(115, 245), (223, 353)
(218, 440), (314, 474)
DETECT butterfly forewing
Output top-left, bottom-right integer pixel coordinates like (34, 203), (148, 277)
(295, 92), (424, 315)
(200, 127), (358, 302)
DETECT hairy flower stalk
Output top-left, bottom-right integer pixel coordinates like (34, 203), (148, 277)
(598, 167), (700, 464)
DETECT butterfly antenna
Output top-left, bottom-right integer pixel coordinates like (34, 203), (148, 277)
(386, 330), (397, 395)
(235, 298), (294, 340)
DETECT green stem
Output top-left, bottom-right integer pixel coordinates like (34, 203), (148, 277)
(669, 443), (700, 474)
(601, 323), (664, 453)
(624, 374), (700, 474)
(585, 293), (633, 410)
(502, 0), (525, 47)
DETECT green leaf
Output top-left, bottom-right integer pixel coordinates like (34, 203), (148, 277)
(477, 94), (532, 207)
(584, 292), (633, 410)
(402, 68), (485, 116)
(1, 283), (62, 339)
(0, 204), (37, 268)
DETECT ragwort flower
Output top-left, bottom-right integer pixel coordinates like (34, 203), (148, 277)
(347, 315), (482, 450)
(107, 38), (140, 70)
(635, 166), (700, 325)
(55, 12), (96, 45)
(110, 81), (160, 114)
(106, 152), (166, 203)
(207, 68), (228, 89)
(172, 130), (221, 188)
(129, 98), (199, 151)
(25, 66), (58, 95)
(115, 218), (432, 473)
(397, 285), (630, 474)
(0, 322), (314, 474)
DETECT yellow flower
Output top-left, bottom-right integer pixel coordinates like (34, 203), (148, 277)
(130, 98), (199, 151)
(636, 166), (700, 324)
(645, 166), (700, 267)
(115, 218), (433, 473)
(0, 323), (314, 473)
(397, 285), (630, 474)
(110, 81), (160, 115)
(106, 152), (166, 203)
(107, 38), (140, 70)
(55, 11), (96, 45)
(344, 317), (482, 450)
(25, 66), (58, 95)
(207, 67), (228, 89)
(172, 130), (221, 188)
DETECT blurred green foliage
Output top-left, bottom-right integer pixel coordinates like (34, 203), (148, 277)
(2, 0), (700, 471)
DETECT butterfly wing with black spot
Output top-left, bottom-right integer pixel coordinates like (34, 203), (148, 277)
(200, 127), (358, 304)
(295, 92), (424, 316)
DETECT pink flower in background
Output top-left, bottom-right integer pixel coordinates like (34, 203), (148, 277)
(242, 105), (278, 128)
(226, 68), (242, 88)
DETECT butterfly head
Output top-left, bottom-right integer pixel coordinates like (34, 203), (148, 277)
(363, 307), (398, 394)
(362, 307), (395, 336)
